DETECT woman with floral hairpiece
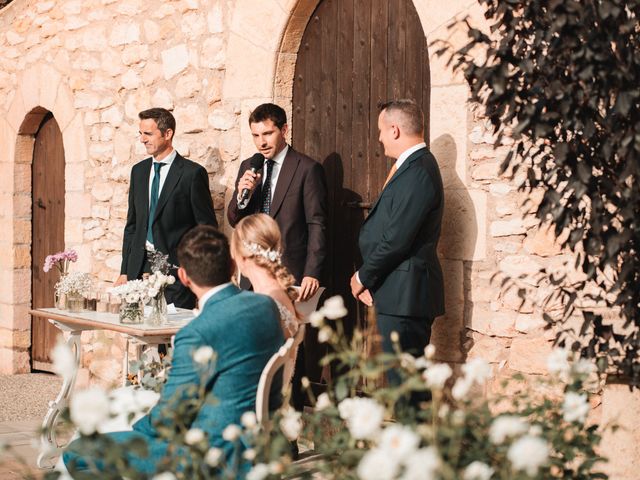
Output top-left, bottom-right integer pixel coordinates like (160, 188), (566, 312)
(230, 213), (301, 383)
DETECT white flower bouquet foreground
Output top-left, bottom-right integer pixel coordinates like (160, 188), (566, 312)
(48, 296), (607, 480)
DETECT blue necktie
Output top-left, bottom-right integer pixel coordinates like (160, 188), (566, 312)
(147, 162), (166, 243)
(260, 160), (275, 214)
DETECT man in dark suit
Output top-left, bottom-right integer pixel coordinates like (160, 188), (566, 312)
(227, 103), (328, 300)
(64, 226), (284, 477)
(115, 108), (218, 309)
(350, 99), (445, 362)
(227, 103), (327, 410)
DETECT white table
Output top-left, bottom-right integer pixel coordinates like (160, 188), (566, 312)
(29, 307), (194, 468)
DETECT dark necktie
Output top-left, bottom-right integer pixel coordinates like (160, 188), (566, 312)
(146, 162), (166, 243)
(261, 159), (275, 214)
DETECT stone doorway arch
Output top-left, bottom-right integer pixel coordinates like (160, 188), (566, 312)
(223, 0), (488, 364)
(0, 66), (87, 374)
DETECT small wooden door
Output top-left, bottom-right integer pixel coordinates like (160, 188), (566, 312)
(31, 113), (65, 371)
(292, 0), (431, 333)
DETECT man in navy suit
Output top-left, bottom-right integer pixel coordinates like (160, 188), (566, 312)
(115, 108), (218, 309)
(64, 225), (284, 476)
(350, 99), (445, 362)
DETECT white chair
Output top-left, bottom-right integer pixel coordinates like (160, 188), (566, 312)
(293, 286), (325, 323)
(256, 324), (306, 427)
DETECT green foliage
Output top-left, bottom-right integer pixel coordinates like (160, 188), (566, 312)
(438, 0), (640, 386)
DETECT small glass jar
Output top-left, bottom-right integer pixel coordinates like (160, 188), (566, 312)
(54, 291), (67, 310)
(67, 293), (85, 313)
(119, 300), (144, 324)
(146, 292), (168, 326)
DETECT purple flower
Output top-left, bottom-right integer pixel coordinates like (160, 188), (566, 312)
(43, 249), (78, 273)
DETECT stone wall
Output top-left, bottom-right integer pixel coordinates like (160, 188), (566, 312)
(0, 0), (570, 384)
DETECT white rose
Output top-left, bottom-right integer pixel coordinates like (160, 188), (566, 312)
(378, 425), (420, 462)
(222, 424), (241, 441)
(184, 428), (205, 445)
(424, 344), (436, 359)
(463, 461), (494, 480)
(357, 448), (399, 480)
(315, 392), (332, 411)
(318, 326), (332, 343)
(246, 463), (269, 480)
(242, 448), (256, 461)
(241, 411), (257, 429)
(423, 363), (452, 389)
(489, 415), (529, 444)
(401, 446), (441, 480)
(309, 311), (324, 327)
(148, 288), (159, 298)
(70, 387), (110, 435)
(562, 392), (590, 423)
(546, 348), (571, 380)
(152, 473), (177, 480)
(321, 295), (348, 319)
(451, 377), (472, 401)
(51, 340), (77, 382)
(339, 397), (385, 440)
(462, 358), (492, 385)
(193, 345), (215, 365)
(507, 435), (549, 476)
(205, 447), (223, 466)
(279, 408), (302, 441)
(167, 275), (175, 285)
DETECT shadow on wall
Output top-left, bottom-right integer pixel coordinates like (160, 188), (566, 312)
(430, 133), (477, 364)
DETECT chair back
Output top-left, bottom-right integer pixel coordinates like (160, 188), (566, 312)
(256, 324), (306, 426)
(293, 286), (325, 323)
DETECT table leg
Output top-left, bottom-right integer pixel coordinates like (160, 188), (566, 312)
(38, 326), (82, 469)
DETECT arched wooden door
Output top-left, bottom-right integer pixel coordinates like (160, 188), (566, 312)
(292, 0), (430, 333)
(31, 113), (65, 371)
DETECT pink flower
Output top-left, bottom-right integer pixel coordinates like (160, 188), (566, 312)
(43, 249), (78, 274)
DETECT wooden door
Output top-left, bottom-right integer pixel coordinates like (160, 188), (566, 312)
(292, 0), (430, 334)
(31, 113), (65, 371)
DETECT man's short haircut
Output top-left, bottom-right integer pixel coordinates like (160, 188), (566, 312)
(378, 99), (424, 136)
(248, 103), (287, 129)
(139, 108), (176, 135)
(177, 225), (231, 287)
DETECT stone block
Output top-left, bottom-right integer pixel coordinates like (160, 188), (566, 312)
(201, 36), (225, 70)
(431, 259), (465, 362)
(13, 218), (30, 244)
(121, 69), (141, 90)
(53, 83), (75, 131)
(523, 224), (563, 257)
(507, 336), (552, 375)
(498, 255), (543, 279)
(174, 104), (206, 134)
(143, 20), (161, 43)
(0, 347), (30, 374)
(161, 44), (189, 80)
(108, 22), (140, 47)
(66, 192), (92, 218)
(122, 44), (149, 66)
(490, 219), (526, 237)
(468, 308), (517, 337)
(600, 382), (640, 480)
(151, 88), (174, 110)
(207, 3), (224, 33)
(12, 245), (30, 270)
(223, 33), (275, 99)
(466, 333), (510, 364)
(430, 85), (469, 189)
(515, 313), (547, 334)
(101, 106), (124, 127)
(208, 108), (236, 131)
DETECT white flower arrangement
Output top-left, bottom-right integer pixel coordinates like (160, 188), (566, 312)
(55, 272), (92, 296)
(146, 271), (175, 298)
(110, 279), (150, 304)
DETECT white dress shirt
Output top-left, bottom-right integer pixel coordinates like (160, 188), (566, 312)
(238, 145), (289, 209)
(146, 149), (177, 250)
(193, 282), (233, 316)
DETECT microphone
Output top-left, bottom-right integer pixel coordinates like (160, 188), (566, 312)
(240, 153), (265, 202)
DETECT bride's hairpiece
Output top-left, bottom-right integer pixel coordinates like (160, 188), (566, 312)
(243, 241), (282, 264)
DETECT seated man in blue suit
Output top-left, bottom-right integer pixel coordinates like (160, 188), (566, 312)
(63, 225), (284, 477)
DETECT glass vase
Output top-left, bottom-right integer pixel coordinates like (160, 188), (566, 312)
(120, 301), (144, 324)
(146, 292), (168, 326)
(67, 293), (84, 313)
(54, 291), (67, 310)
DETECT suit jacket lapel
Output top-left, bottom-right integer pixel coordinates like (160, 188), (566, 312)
(269, 148), (299, 218)
(365, 148), (426, 221)
(154, 153), (185, 221)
